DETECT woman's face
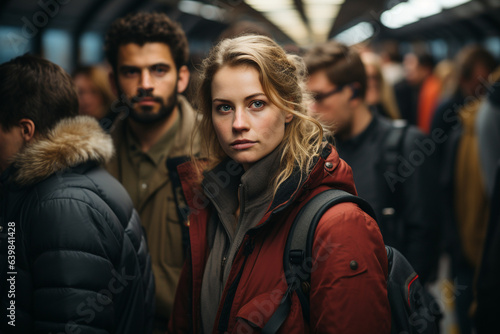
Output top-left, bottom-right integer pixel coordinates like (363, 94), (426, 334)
(211, 65), (292, 170)
(74, 74), (106, 119)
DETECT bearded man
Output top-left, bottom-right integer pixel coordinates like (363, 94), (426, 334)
(104, 12), (199, 333)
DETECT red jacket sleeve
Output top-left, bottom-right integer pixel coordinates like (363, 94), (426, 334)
(309, 202), (391, 333)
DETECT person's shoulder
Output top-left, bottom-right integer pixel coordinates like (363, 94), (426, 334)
(435, 93), (463, 113)
(404, 123), (425, 140)
(23, 169), (127, 250)
(372, 114), (407, 141)
(315, 201), (377, 237)
(34, 164), (133, 223)
(173, 95), (201, 156)
(178, 94), (197, 123)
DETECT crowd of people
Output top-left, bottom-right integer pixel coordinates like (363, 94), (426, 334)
(0, 10), (498, 334)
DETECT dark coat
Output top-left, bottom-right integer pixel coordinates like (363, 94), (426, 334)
(336, 115), (441, 284)
(0, 116), (155, 334)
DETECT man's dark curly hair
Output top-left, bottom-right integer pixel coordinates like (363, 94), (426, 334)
(105, 12), (189, 72)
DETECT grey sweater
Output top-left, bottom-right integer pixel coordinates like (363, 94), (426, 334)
(199, 148), (281, 333)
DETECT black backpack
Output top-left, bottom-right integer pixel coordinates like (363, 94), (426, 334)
(261, 189), (441, 334)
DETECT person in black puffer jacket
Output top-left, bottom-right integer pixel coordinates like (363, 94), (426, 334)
(0, 54), (155, 333)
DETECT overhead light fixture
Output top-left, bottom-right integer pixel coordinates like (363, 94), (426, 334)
(381, 0), (472, 29)
(245, 0), (292, 12)
(304, 0), (344, 43)
(245, 0), (345, 45)
(440, 0), (472, 9)
(178, 0), (226, 21)
(334, 21), (374, 46)
(246, 0), (310, 44)
(265, 8), (310, 44)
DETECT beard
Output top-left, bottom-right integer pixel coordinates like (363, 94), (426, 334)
(121, 83), (178, 125)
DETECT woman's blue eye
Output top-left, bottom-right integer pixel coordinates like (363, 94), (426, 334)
(251, 100), (265, 109)
(217, 104), (232, 112)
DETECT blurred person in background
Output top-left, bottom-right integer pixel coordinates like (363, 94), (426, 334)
(304, 41), (441, 287)
(395, 52), (441, 134)
(72, 65), (115, 120)
(431, 45), (497, 138)
(432, 45), (497, 334)
(433, 58), (456, 101)
(474, 73), (500, 333)
(379, 40), (405, 86)
(476, 68), (500, 199)
(361, 51), (400, 120)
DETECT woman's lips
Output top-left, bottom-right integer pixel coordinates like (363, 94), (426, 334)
(231, 140), (256, 150)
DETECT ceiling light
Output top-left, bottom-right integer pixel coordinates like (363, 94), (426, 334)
(334, 22), (374, 46)
(178, 1), (226, 21)
(380, 0), (472, 30)
(440, 0), (472, 9)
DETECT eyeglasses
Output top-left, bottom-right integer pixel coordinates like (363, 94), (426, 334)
(312, 85), (345, 103)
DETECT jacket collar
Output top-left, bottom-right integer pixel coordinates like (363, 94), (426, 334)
(11, 116), (113, 186)
(179, 142), (358, 224)
(201, 146), (281, 216)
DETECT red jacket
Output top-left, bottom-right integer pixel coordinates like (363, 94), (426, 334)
(170, 144), (390, 333)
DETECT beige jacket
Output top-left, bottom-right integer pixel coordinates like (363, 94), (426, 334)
(106, 95), (199, 324)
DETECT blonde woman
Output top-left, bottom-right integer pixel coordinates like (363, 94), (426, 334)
(169, 35), (390, 334)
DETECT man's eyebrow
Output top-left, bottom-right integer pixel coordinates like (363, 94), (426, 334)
(149, 63), (170, 68)
(118, 63), (170, 70)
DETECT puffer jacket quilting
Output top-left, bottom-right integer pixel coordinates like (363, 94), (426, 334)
(0, 116), (155, 334)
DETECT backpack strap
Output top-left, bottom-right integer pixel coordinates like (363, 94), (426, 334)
(262, 189), (376, 334)
(166, 156), (191, 258)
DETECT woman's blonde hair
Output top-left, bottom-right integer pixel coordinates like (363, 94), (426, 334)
(194, 35), (324, 194)
(360, 52), (400, 120)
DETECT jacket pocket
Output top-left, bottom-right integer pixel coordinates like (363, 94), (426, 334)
(234, 291), (282, 332)
(234, 291), (306, 333)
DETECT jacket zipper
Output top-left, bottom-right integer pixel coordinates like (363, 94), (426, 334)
(216, 178), (311, 332)
(217, 237), (255, 333)
(220, 255), (228, 284)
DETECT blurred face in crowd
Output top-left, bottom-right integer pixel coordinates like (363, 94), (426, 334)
(74, 74), (106, 119)
(463, 63), (492, 96)
(211, 65), (292, 170)
(364, 63), (382, 106)
(114, 42), (189, 124)
(404, 53), (432, 86)
(307, 69), (354, 139)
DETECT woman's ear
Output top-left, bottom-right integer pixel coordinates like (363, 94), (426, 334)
(285, 112), (294, 124)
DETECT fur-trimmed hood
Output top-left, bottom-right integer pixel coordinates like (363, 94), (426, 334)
(12, 116), (114, 186)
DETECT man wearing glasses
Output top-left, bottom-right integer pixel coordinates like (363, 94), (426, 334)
(304, 41), (441, 287)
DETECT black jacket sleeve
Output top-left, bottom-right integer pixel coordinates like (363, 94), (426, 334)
(399, 127), (441, 284)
